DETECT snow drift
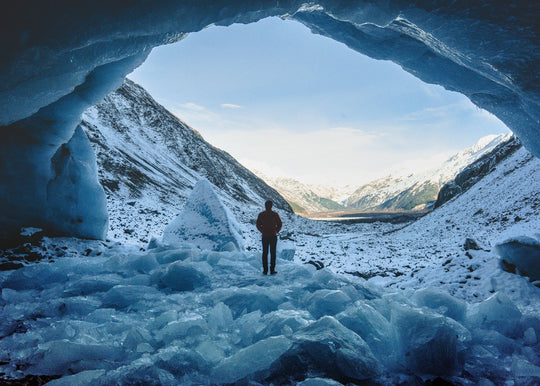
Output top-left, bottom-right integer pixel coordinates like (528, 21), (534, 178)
(1, 1), (539, 240)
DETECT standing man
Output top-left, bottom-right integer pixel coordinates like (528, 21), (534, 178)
(256, 200), (282, 275)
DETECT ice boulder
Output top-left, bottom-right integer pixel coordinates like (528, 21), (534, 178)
(211, 335), (292, 383)
(306, 289), (352, 319)
(162, 179), (244, 251)
(30, 340), (123, 375)
(412, 288), (467, 322)
(286, 316), (381, 382)
(297, 379), (342, 386)
(255, 309), (311, 340)
(154, 261), (210, 292)
(157, 314), (207, 342)
(392, 304), (462, 376)
(277, 239), (296, 261)
(102, 285), (161, 309)
(219, 286), (282, 318)
(466, 292), (522, 338)
(46, 125), (108, 239)
(495, 236), (540, 281)
(45, 370), (106, 386)
(207, 302), (234, 332)
(336, 301), (395, 361)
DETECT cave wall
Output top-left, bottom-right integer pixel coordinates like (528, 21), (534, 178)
(0, 1), (538, 240)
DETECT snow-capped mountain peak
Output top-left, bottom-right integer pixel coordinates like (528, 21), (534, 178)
(344, 133), (512, 211)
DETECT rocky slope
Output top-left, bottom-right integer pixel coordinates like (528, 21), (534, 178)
(81, 79), (291, 242)
(435, 135), (522, 207)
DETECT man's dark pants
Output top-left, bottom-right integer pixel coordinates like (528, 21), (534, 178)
(262, 236), (277, 273)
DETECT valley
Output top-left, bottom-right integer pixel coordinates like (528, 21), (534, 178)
(1, 80), (539, 386)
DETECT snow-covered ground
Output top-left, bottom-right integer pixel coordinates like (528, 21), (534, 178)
(273, 147), (540, 306)
(1, 143), (539, 384)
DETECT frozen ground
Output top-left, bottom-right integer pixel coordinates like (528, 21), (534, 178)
(0, 148), (539, 384)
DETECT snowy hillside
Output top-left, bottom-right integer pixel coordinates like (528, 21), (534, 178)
(345, 134), (512, 211)
(81, 79), (291, 242)
(289, 146), (540, 304)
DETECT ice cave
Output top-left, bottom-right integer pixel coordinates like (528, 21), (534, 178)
(0, 0), (539, 240)
(1, 1), (540, 384)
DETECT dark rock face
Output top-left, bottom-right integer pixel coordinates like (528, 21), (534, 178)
(436, 182), (462, 208)
(435, 136), (522, 208)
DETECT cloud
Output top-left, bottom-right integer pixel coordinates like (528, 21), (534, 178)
(399, 103), (463, 122)
(178, 102), (206, 111)
(159, 100), (223, 128)
(221, 103), (244, 109)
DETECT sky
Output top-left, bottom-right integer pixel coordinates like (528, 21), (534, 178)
(129, 17), (509, 187)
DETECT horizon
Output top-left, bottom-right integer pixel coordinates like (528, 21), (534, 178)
(129, 16), (510, 187)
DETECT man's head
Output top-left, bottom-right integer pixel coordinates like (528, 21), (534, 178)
(265, 200), (273, 211)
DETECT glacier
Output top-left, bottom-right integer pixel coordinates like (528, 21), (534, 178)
(0, 1), (539, 239)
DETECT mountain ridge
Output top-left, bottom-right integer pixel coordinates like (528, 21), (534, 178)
(254, 134), (511, 215)
(344, 133), (511, 211)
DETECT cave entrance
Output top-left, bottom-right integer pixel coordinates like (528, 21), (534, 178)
(126, 17), (509, 217)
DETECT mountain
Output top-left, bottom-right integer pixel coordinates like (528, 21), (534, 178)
(344, 134), (512, 211)
(435, 135), (522, 208)
(81, 79), (291, 242)
(251, 173), (346, 214)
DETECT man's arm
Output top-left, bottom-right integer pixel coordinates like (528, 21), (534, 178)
(256, 213), (263, 233)
(275, 213), (282, 233)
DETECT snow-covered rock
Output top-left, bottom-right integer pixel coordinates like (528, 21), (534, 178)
(495, 236), (540, 282)
(436, 135), (522, 207)
(162, 179), (244, 252)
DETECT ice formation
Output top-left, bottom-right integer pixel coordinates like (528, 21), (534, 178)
(1, 1), (539, 239)
(1, 237), (540, 384)
(46, 126), (108, 239)
(162, 179), (244, 251)
(496, 237), (540, 282)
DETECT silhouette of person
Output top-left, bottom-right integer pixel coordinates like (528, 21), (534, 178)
(256, 200), (282, 275)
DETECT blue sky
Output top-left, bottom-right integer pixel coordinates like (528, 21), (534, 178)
(129, 17), (509, 186)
